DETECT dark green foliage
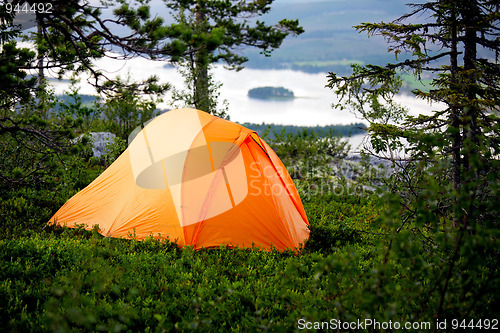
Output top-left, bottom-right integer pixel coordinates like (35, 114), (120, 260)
(326, 0), (500, 323)
(99, 76), (168, 139)
(56, 86), (101, 133)
(303, 194), (380, 254)
(1, 121), (497, 330)
(0, 190), (382, 332)
(1, 0), (498, 330)
(263, 127), (349, 165)
(0, 41), (36, 109)
(0, 133), (103, 238)
(165, 0), (304, 70)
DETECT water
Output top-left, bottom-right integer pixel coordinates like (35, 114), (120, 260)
(50, 55), (442, 128)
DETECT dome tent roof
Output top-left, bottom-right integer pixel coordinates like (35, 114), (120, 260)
(49, 108), (309, 250)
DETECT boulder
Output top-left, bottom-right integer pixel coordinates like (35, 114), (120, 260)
(74, 132), (117, 158)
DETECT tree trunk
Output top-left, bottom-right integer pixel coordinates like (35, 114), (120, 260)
(36, 13), (46, 116)
(449, 4), (462, 227)
(462, 0), (479, 143)
(194, 0), (210, 113)
(461, 0), (480, 226)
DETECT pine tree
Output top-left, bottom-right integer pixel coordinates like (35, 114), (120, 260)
(0, 0), (177, 187)
(327, 0), (500, 319)
(166, 0), (304, 114)
(327, 0), (500, 227)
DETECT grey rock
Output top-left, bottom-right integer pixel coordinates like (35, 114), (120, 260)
(74, 132), (116, 158)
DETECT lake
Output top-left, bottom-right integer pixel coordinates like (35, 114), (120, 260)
(50, 55), (442, 129)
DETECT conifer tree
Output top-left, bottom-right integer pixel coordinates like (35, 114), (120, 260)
(166, 0), (304, 114)
(327, 0), (499, 227)
(327, 0), (499, 318)
(1, 0), (177, 188)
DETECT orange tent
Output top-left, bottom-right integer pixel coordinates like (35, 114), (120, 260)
(49, 108), (309, 250)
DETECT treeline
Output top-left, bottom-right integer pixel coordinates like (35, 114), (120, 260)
(240, 122), (367, 138)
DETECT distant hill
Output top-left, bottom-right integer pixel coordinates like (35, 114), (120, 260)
(109, 0), (413, 74)
(244, 0), (412, 74)
(56, 94), (99, 106)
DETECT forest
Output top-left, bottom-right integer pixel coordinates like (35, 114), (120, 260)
(1, 0), (499, 331)
(241, 122), (366, 139)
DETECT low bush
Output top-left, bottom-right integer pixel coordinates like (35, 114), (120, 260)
(0, 190), (381, 332)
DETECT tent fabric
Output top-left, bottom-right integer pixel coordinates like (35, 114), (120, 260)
(49, 108), (309, 250)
